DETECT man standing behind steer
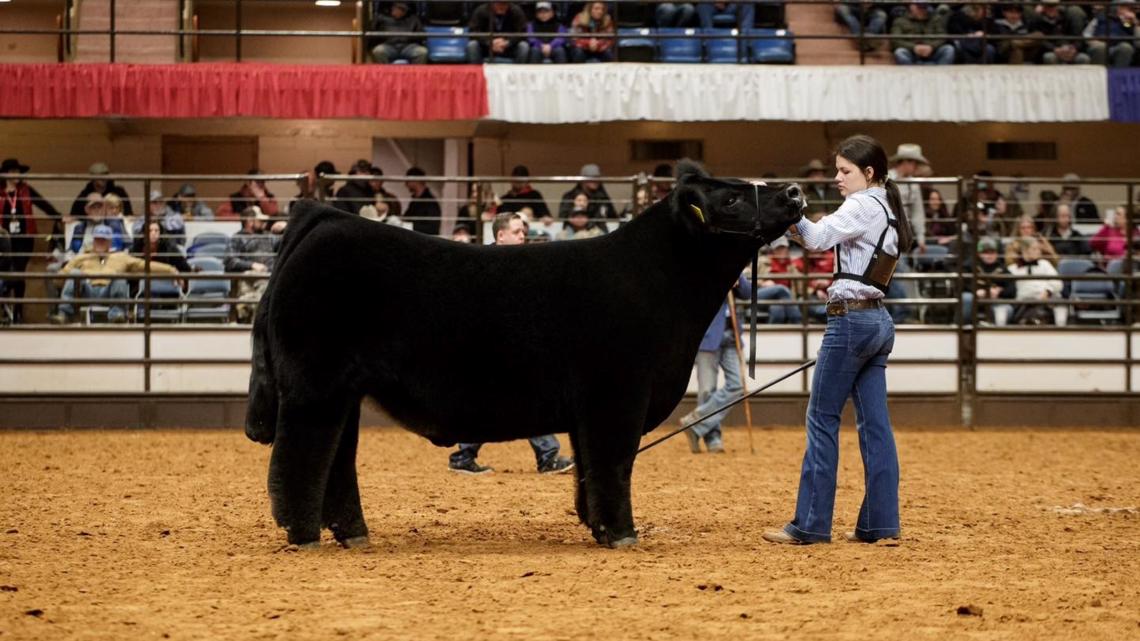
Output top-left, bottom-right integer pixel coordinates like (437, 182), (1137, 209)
(225, 206), (285, 323)
(447, 212), (574, 476)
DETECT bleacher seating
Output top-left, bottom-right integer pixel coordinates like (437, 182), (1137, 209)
(184, 257), (231, 323)
(658, 28), (702, 64)
(746, 28), (795, 64)
(617, 28), (656, 63)
(705, 29), (746, 64)
(425, 26), (469, 64)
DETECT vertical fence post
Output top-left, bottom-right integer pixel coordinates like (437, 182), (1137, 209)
(959, 176), (975, 428)
(1127, 182), (1135, 395)
(235, 0), (243, 62)
(142, 178), (152, 393)
(109, 0), (117, 62)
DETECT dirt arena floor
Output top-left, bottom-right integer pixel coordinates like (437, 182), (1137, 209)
(1, 427), (1138, 641)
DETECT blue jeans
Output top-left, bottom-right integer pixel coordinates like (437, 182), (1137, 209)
(450, 435), (561, 468)
(466, 40), (530, 64)
(894, 44), (956, 65)
(757, 285), (802, 324)
(697, 2), (755, 29)
(834, 3), (887, 35)
(570, 47), (615, 63)
(690, 330), (743, 445)
(371, 42), (428, 64)
(59, 274), (129, 321)
(785, 307), (899, 543)
(656, 2), (697, 27)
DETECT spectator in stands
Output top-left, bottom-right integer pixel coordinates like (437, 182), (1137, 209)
(172, 183), (214, 221)
(499, 165), (552, 221)
(657, 2), (697, 27)
(948, 3), (995, 63)
(1084, 0), (1139, 67)
(313, 161), (339, 203)
(765, 234), (804, 291)
(1035, 189), (1059, 228)
(650, 163), (674, 203)
(135, 189), (186, 244)
(69, 161), (133, 220)
(226, 206), (283, 323)
(926, 188), (956, 246)
(456, 182), (497, 234)
(1091, 206), (1138, 262)
(835, 1), (889, 52)
(888, 144), (927, 250)
(1059, 173), (1101, 223)
(1005, 215), (1060, 266)
(2, 158), (64, 321)
(369, 1), (428, 64)
(527, 1), (569, 63)
(990, 3), (1039, 64)
(451, 226), (475, 243)
(967, 236), (1016, 325)
(69, 193), (130, 255)
(1045, 203), (1091, 257)
(52, 224), (178, 324)
(679, 270), (752, 454)
(368, 166), (402, 220)
(289, 170), (317, 216)
(447, 211), (574, 476)
(559, 163), (615, 219)
(221, 171), (280, 220)
(1033, 0), (1091, 64)
(467, 2), (531, 63)
(571, 1), (616, 62)
(803, 246), (835, 322)
(334, 159), (377, 216)
(621, 184), (652, 220)
(557, 194), (607, 240)
(802, 159), (842, 217)
(955, 171), (1019, 235)
(697, 2), (756, 30)
(131, 220), (192, 273)
(756, 236), (803, 324)
(891, 2), (956, 65)
(1008, 237), (1067, 325)
(404, 167), (442, 235)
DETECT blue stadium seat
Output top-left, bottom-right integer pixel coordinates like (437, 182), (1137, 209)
(1070, 277), (1121, 324)
(745, 28), (795, 64)
(704, 28), (745, 63)
(135, 279), (184, 323)
(710, 10), (738, 27)
(188, 243), (227, 260)
(183, 277), (231, 323)
(190, 231), (228, 249)
(617, 27), (656, 63)
(425, 26), (469, 64)
(188, 256), (225, 273)
(657, 28), (702, 63)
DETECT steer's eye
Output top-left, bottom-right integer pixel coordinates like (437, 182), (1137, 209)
(725, 196), (737, 207)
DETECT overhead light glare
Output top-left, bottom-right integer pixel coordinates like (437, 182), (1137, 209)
(315, 0), (342, 6)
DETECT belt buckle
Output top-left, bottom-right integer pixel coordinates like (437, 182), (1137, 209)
(827, 300), (848, 317)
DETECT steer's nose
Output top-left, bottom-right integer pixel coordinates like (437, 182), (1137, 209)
(785, 184), (802, 201)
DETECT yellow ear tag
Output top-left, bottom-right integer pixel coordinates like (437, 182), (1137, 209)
(689, 204), (706, 224)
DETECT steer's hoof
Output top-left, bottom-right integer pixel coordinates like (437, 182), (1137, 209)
(339, 535), (371, 549)
(607, 536), (639, 549)
(296, 540), (321, 551)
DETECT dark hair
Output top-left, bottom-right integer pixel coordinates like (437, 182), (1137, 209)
(406, 166), (426, 177)
(834, 134), (915, 252)
(314, 160), (337, 176)
(351, 159), (372, 175)
(511, 165), (529, 177)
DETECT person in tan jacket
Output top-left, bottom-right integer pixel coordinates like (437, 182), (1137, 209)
(52, 224), (177, 324)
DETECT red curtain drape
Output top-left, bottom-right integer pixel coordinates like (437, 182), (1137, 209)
(2, 64), (489, 120)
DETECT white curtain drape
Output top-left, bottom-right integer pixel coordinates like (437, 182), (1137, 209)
(484, 64), (1109, 123)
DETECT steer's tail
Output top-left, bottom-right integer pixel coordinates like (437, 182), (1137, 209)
(244, 201), (334, 444)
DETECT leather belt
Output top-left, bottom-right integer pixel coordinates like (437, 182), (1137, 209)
(826, 299), (884, 317)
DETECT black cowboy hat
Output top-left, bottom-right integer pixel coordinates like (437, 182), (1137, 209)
(0, 158), (30, 174)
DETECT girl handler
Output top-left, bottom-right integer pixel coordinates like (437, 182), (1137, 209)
(763, 135), (915, 545)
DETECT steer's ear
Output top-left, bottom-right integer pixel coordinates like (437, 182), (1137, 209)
(671, 159), (713, 229)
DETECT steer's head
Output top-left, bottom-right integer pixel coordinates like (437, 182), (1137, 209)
(670, 160), (804, 245)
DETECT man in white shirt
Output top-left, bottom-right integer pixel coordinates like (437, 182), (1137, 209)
(888, 143), (928, 251)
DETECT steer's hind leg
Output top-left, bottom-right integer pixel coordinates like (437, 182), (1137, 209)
(322, 400), (369, 548)
(580, 425), (641, 548)
(569, 429), (591, 528)
(268, 397), (350, 547)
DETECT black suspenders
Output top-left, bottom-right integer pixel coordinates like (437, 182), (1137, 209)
(833, 196), (900, 294)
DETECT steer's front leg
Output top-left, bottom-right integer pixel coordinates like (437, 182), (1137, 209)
(579, 425), (640, 548)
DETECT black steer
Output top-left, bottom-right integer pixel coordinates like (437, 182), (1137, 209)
(246, 162), (804, 548)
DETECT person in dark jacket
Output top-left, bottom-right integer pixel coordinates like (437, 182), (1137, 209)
(334, 160), (377, 215)
(68, 161), (134, 219)
(990, 3), (1039, 64)
(1059, 173), (1101, 224)
(369, 1), (428, 64)
(2, 158), (64, 321)
(948, 3), (995, 63)
(1084, 0), (1139, 67)
(891, 2), (956, 64)
(526, 1), (568, 63)
(404, 167), (441, 236)
(558, 163), (616, 220)
(467, 2), (531, 63)
(132, 220), (192, 273)
(499, 165), (552, 220)
(1032, 0), (1091, 64)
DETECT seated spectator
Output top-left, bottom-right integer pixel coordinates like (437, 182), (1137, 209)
(926, 188), (956, 246)
(313, 160), (339, 203)
(1036, 189), (1059, 226)
(404, 167), (442, 235)
(451, 226), (476, 243)
(368, 166), (403, 219)
(756, 237), (803, 324)
(1007, 237), (1066, 325)
(835, 2), (888, 52)
(133, 190), (186, 244)
(172, 183), (214, 221)
(69, 161), (133, 220)
(131, 220), (192, 273)
(288, 170), (317, 216)
(556, 194), (607, 240)
(1004, 215), (1060, 266)
(219, 171), (280, 220)
(621, 185), (652, 220)
(52, 224), (178, 324)
(657, 2), (697, 27)
(990, 3), (1039, 64)
(457, 182), (498, 233)
(527, 1), (569, 63)
(955, 171), (1022, 235)
(226, 206), (284, 323)
(891, 2), (955, 65)
(69, 193), (130, 255)
(369, 1), (428, 64)
(1033, 0), (1091, 64)
(966, 236), (1016, 325)
(334, 159), (377, 215)
(802, 246), (835, 322)
(764, 235), (804, 291)
(801, 159), (842, 217)
(467, 2), (531, 64)
(559, 163), (616, 219)
(948, 3), (995, 63)
(1059, 173), (1101, 223)
(650, 163), (673, 203)
(1045, 203), (1091, 257)
(571, 1), (616, 63)
(697, 2), (755, 30)
(499, 165), (552, 221)
(1084, 0), (1139, 68)
(1091, 206), (1139, 262)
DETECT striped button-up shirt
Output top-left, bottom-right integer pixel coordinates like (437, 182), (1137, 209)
(793, 186), (898, 302)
